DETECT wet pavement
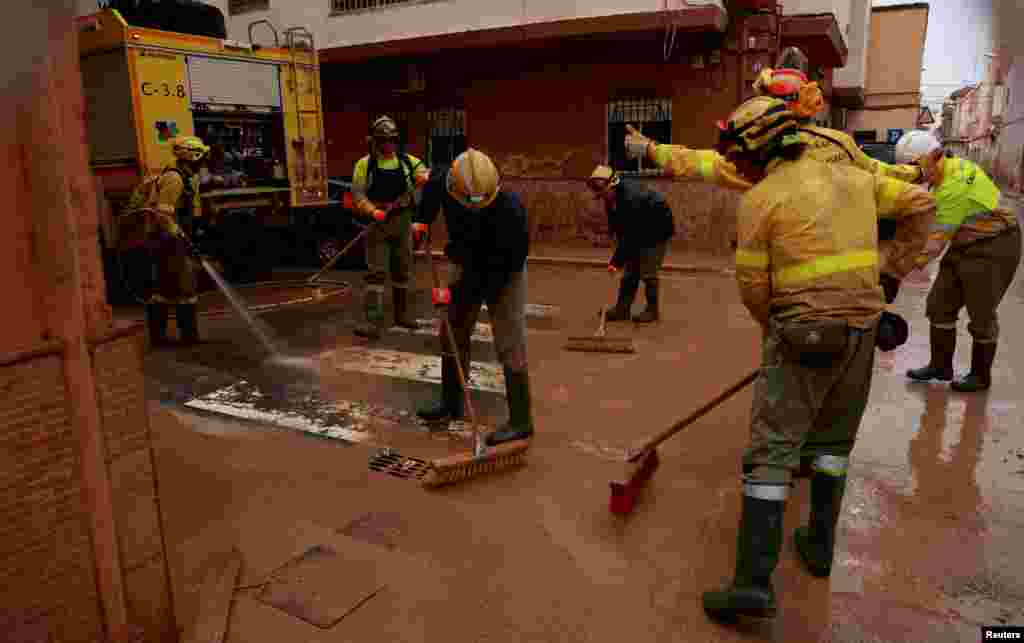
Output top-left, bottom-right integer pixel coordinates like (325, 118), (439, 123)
(139, 254), (1024, 642)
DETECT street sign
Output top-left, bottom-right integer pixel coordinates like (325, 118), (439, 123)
(887, 128), (905, 145)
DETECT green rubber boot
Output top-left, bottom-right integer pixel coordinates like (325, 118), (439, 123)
(907, 326), (956, 381)
(605, 273), (639, 322)
(794, 471), (846, 577)
(417, 355), (466, 426)
(354, 287), (384, 339)
(951, 341), (996, 392)
(703, 493), (786, 621)
(485, 368), (535, 446)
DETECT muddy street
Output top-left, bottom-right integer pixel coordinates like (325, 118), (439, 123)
(138, 257), (1024, 642)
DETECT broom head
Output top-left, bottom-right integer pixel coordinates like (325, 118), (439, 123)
(421, 440), (531, 488)
(563, 336), (635, 353)
(609, 448), (660, 515)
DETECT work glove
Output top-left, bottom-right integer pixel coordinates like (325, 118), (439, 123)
(372, 209), (387, 223)
(607, 263), (619, 274)
(412, 223), (429, 245)
(624, 124), (652, 161)
(431, 287), (451, 308)
(880, 273), (901, 304)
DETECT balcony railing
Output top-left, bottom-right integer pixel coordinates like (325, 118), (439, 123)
(331, 0), (443, 15)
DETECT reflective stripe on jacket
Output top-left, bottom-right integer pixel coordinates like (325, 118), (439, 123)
(735, 156), (935, 329)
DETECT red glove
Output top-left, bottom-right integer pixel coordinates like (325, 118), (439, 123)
(412, 223), (429, 244)
(431, 287), (451, 307)
(607, 264), (619, 273)
(372, 209), (387, 223)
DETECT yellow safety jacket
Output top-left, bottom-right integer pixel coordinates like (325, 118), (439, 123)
(913, 156), (1019, 268)
(735, 155), (936, 329)
(650, 126), (928, 281)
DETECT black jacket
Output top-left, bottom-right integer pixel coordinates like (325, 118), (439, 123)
(606, 180), (675, 268)
(416, 167), (530, 295)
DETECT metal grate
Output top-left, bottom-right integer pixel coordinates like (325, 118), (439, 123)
(607, 98), (672, 174)
(229, 0), (269, 15)
(331, 0), (437, 14)
(368, 449), (431, 480)
(427, 108), (466, 168)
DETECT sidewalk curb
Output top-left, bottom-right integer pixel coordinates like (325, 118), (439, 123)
(414, 251), (735, 276)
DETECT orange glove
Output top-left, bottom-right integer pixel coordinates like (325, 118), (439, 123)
(607, 264), (619, 273)
(431, 287), (451, 307)
(372, 209), (387, 223)
(412, 223), (429, 244)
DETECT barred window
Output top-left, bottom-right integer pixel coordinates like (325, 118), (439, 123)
(607, 98), (671, 174)
(229, 0), (269, 15)
(332, 0), (437, 14)
(427, 108), (466, 169)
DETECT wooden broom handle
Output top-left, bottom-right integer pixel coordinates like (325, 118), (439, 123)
(627, 369), (760, 461)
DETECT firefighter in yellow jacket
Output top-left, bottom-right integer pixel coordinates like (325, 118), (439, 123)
(350, 115), (430, 339)
(146, 135), (209, 347)
(895, 131), (1022, 392)
(691, 96), (936, 622)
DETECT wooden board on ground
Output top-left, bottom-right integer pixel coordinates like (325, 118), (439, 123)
(184, 548), (244, 643)
(257, 544), (386, 629)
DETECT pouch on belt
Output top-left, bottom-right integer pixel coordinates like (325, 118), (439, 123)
(780, 319), (849, 368)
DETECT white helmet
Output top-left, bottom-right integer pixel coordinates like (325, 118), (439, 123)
(895, 130), (941, 164)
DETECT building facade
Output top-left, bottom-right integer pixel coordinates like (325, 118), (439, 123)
(78, 0), (849, 253)
(845, 3), (928, 146)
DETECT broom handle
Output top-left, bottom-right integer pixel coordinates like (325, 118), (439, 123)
(425, 236), (481, 436)
(627, 369), (759, 461)
(308, 223), (371, 283)
(597, 270), (617, 338)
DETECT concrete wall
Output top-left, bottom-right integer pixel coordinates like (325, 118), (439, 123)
(833, 0), (869, 90)
(988, 56), (1024, 191)
(4, 4), (175, 640)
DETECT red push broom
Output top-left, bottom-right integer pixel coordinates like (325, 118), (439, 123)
(609, 369), (759, 515)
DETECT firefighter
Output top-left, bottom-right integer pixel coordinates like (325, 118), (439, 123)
(146, 135), (210, 348)
(412, 149), (535, 446)
(896, 130), (1022, 392)
(586, 165), (675, 323)
(350, 115), (430, 339)
(681, 96), (936, 622)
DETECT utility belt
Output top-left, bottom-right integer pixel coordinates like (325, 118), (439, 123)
(778, 319), (852, 368)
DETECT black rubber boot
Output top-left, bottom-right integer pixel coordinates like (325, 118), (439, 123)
(794, 472), (846, 577)
(393, 287), (418, 330)
(907, 326), (956, 381)
(951, 342), (996, 392)
(605, 273), (640, 322)
(146, 304), (174, 348)
(703, 494), (786, 621)
(176, 304), (201, 345)
(632, 278), (660, 323)
(354, 288), (383, 339)
(417, 355), (465, 425)
(486, 368), (535, 446)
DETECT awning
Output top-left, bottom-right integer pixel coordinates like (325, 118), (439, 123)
(320, 5), (728, 64)
(781, 13), (847, 69)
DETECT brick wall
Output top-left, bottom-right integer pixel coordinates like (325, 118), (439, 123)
(0, 354), (104, 643)
(94, 330), (176, 643)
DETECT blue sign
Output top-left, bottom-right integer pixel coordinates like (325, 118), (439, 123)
(887, 128), (905, 145)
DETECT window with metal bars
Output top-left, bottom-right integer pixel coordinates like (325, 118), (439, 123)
(427, 108), (466, 169)
(607, 98), (672, 174)
(228, 0), (269, 15)
(331, 0), (434, 14)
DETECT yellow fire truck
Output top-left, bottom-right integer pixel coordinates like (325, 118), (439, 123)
(77, 5), (332, 297)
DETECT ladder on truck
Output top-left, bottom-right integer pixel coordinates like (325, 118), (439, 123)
(285, 27), (327, 203)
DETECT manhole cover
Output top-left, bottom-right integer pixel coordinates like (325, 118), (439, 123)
(368, 449), (431, 480)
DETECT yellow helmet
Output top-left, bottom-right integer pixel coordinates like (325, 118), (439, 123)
(171, 136), (209, 162)
(586, 165), (620, 196)
(447, 148), (500, 209)
(716, 95), (799, 157)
